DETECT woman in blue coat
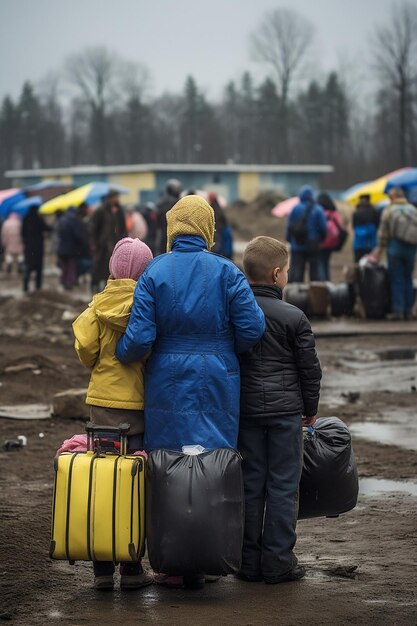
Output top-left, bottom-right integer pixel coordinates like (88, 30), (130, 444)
(116, 195), (265, 452)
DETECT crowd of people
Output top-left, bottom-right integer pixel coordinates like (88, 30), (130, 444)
(0, 179), (233, 294)
(1, 180), (416, 320)
(285, 185), (417, 320)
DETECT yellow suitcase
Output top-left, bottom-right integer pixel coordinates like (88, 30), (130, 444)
(50, 423), (145, 563)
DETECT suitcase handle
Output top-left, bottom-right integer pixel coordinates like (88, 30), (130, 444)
(85, 422), (130, 455)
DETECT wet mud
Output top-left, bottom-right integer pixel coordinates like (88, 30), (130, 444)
(1, 284), (417, 624)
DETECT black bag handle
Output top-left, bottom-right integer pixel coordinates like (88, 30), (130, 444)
(85, 422), (130, 455)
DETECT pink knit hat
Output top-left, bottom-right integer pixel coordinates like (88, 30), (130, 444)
(109, 237), (153, 280)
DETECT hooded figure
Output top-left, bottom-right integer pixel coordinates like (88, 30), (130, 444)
(116, 195), (265, 451)
(73, 237), (153, 435)
(286, 186), (327, 282)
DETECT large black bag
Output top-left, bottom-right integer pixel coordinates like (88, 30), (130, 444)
(299, 417), (359, 519)
(328, 282), (355, 317)
(284, 283), (311, 315)
(146, 448), (244, 575)
(359, 260), (390, 319)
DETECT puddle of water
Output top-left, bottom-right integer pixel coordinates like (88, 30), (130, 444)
(350, 421), (417, 451)
(378, 348), (416, 361)
(360, 478), (417, 497)
(322, 363), (416, 395)
(322, 346), (417, 397)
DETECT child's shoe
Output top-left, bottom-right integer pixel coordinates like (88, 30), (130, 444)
(154, 573), (184, 588)
(120, 569), (153, 589)
(94, 575), (114, 590)
(204, 575), (221, 583)
(264, 565), (306, 584)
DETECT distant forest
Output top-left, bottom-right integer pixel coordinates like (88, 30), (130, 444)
(1, 3), (416, 190)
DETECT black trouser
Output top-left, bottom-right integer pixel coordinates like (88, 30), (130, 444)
(289, 250), (322, 282)
(238, 416), (303, 580)
(94, 433), (144, 577)
(23, 263), (43, 292)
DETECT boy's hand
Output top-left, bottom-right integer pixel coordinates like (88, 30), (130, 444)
(302, 415), (317, 427)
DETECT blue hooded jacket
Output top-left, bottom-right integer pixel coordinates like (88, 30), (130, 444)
(286, 186), (327, 252)
(116, 235), (265, 451)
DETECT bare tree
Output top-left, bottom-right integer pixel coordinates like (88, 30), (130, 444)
(251, 8), (314, 157)
(373, 1), (417, 165)
(251, 8), (314, 108)
(65, 47), (150, 163)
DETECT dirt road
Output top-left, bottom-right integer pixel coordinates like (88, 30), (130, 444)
(1, 287), (417, 625)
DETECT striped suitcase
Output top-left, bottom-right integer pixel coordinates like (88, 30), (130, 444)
(50, 423), (145, 563)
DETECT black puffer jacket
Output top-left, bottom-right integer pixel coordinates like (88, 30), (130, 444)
(240, 285), (321, 421)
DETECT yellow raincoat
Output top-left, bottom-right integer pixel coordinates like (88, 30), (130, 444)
(73, 278), (144, 410)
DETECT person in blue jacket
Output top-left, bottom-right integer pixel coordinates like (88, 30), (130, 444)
(116, 194), (265, 454)
(286, 186), (327, 282)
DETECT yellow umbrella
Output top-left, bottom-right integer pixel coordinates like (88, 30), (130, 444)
(343, 168), (411, 207)
(39, 182), (128, 214)
(343, 176), (389, 207)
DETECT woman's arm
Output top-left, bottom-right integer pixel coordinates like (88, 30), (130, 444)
(116, 272), (156, 363)
(228, 269), (265, 354)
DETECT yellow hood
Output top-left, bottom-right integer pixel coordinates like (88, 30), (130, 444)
(73, 277), (144, 412)
(91, 278), (136, 332)
(166, 195), (215, 252)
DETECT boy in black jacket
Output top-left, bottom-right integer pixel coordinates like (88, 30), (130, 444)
(238, 236), (322, 584)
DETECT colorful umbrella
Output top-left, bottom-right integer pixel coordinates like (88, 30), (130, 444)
(39, 182), (129, 215)
(384, 168), (417, 202)
(0, 188), (20, 203)
(271, 197), (298, 218)
(343, 168), (412, 206)
(24, 180), (74, 203)
(0, 189), (26, 218)
(12, 195), (43, 217)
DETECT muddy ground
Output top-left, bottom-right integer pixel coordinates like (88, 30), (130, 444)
(1, 271), (417, 625)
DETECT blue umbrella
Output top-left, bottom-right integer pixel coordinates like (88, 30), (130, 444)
(0, 191), (26, 218)
(385, 168), (417, 203)
(11, 195), (43, 217)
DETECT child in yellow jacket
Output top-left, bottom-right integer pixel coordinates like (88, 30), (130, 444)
(72, 236), (153, 591)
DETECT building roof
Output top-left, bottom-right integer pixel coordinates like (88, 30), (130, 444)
(5, 163), (334, 178)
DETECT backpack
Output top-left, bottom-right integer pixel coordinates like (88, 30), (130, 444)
(391, 204), (417, 245)
(291, 204), (313, 245)
(326, 213), (348, 251)
(354, 223), (377, 251)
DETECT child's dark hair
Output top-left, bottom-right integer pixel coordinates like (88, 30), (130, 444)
(243, 236), (288, 283)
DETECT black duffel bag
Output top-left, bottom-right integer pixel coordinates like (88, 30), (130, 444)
(328, 282), (355, 317)
(358, 260), (390, 319)
(299, 417), (359, 519)
(146, 448), (244, 575)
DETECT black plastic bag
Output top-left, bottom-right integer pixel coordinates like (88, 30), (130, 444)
(329, 283), (355, 317)
(299, 417), (359, 519)
(284, 283), (311, 315)
(359, 261), (390, 319)
(146, 448), (244, 575)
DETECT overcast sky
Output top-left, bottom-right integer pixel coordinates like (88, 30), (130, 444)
(0, 0), (394, 100)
